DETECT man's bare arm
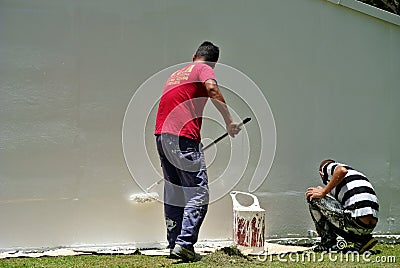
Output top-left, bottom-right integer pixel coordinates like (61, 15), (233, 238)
(204, 79), (240, 137)
(306, 166), (348, 200)
(322, 166), (348, 195)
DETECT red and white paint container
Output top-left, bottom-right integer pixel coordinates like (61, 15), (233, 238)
(230, 191), (265, 254)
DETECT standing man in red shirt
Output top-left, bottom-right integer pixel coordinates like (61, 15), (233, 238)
(155, 41), (241, 261)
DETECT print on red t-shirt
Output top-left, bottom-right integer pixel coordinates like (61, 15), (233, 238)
(155, 63), (216, 142)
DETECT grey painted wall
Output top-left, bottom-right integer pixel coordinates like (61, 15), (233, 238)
(0, 0), (399, 249)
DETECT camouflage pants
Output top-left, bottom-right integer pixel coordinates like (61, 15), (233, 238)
(308, 195), (376, 245)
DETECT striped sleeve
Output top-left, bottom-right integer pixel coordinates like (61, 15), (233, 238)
(322, 162), (339, 184)
(330, 163), (380, 218)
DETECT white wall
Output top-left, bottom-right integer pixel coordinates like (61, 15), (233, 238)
(0, 0), (399, 249)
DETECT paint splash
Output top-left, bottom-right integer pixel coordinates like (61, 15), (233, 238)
(233, 210), (265, 250)
(129, 192), (159, 203)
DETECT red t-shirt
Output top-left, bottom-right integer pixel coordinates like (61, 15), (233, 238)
(155, 63), (216, 142)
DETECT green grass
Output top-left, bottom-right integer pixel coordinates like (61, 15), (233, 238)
(0, 243), (399, 267)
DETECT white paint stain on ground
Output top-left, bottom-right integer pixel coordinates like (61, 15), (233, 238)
(0, 243), (311, 259)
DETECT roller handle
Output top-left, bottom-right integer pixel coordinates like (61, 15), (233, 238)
(202, 117), (251, 151)
(146, 180), (162, 193)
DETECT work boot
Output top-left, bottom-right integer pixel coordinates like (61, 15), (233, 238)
(313, 241), (344, 252)
(313, 236), (339, 252)
(354, 237), (378, 253)
(171, 244), (201, 262)
(168, 248), (180, 259)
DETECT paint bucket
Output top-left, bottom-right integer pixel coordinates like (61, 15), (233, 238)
(230, 191), (265, 254)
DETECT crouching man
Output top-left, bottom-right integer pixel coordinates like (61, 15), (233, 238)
(306, 159), (379, 253)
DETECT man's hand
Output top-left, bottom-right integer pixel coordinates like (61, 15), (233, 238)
(227, 122), (241, 137)
(306, 186), (327, 201)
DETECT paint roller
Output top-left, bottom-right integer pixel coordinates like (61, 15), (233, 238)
(129, 180), (164, 203)
(130, 117), (251, 203)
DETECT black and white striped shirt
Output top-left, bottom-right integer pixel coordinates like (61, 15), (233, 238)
(322, 162), (379, 218)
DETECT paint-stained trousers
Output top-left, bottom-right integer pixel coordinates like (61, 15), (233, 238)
(308, 195), (376, 246)
(156, 134), (209, 251)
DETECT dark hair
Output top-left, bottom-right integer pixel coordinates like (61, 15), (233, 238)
(319, 159), (336, 172)
(194, 41), (219, 63)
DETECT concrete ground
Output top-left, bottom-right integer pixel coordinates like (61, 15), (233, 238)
(0, 242), (311, 259)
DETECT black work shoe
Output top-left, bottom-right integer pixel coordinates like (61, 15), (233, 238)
(313, 243), (331, 252)
(171, 244), (201, 262)
(313, 243), (343, 252)
(168, 248), (180, 259)
(354, 237), (378, 253)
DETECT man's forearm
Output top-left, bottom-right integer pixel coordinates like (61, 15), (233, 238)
(205, 80), (233, 125)
(322, 166), (348, 195)
(210, 98), (233, 125)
